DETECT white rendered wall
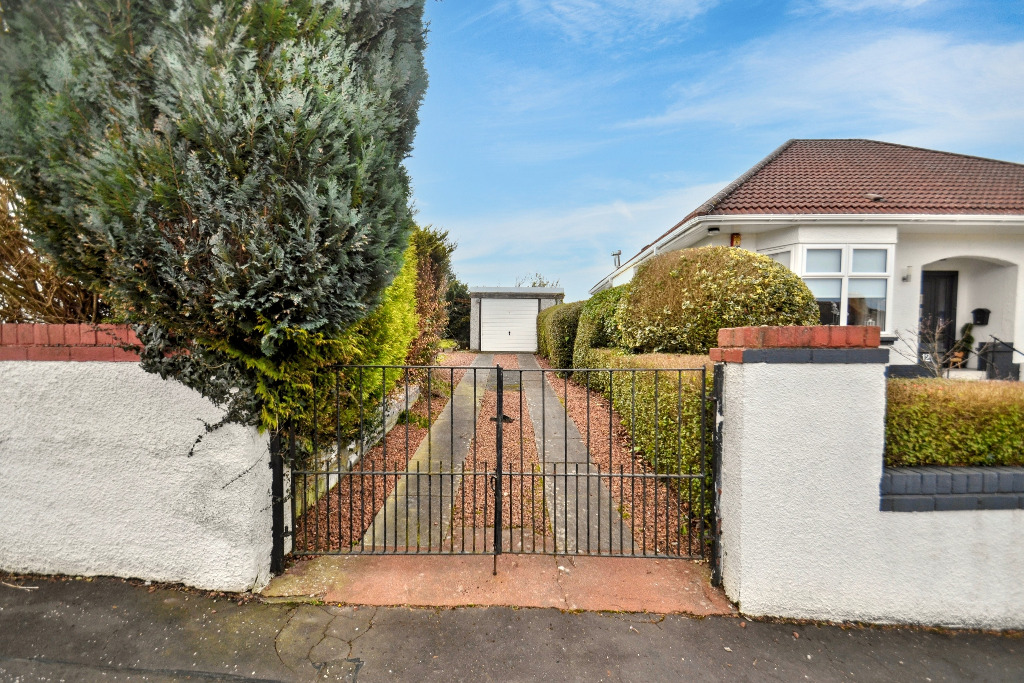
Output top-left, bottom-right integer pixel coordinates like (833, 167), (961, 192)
(0, 362), (272, 592)
(469, 297), (481, 350)
(720, 362), (1024, 629)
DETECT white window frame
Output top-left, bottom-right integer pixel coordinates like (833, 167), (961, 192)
(799, 244), (894, 333)
(759, 247), (794, 270)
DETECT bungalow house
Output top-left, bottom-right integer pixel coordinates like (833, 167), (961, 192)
(591, 139), (1024, 378)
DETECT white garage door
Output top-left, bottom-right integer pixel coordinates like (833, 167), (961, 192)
(480, 298), (539, 352)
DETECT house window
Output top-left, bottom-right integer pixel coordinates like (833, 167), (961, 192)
(805, 248), (842, 273)
(806, 278), (842, 325)
(800, 246), (893, 331)
(767, 250), (791, 268)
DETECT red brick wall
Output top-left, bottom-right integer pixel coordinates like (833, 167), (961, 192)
(709, 325), (881, 363)
(0, 324), (140, 362)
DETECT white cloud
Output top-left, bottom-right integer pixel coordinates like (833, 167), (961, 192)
(443, 182), (726, 299)
(812, 0), (930, 11)
(486, 65), (627, 116)
(514, 0), (719, 42)
(623, 30), (1024, 151)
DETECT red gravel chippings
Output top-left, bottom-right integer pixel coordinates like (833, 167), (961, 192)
(434, 350), (479, 385)
(450, 355), (552, 551)
(536, 356), (699, 557)
(292, 396), (431, 553)
(293, 353), (483, 553)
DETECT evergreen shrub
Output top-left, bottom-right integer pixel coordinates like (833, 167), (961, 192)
(574, 348), (712, 479)
(406, 227), (455, 367)
(0, 0), (428, 433)
(0, 179), (107, 323)
(616, 246), (819, 354)
(312, 245), (419, 445)
(885, 379), (1024, 467)
(537, 304), (558, 359)
(544, 301), (585, 372)
(572, 284), (626, 369)
(445, 279), (471, 348)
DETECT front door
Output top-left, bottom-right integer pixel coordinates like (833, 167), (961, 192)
(920, 271), (958, 360)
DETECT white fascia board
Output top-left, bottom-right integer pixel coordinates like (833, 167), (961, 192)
(696, 213), (1024, 229)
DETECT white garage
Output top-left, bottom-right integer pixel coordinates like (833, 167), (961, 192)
(469, 287), (564, 353)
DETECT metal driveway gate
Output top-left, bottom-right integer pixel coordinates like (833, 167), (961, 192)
(272, 360), (716, 572)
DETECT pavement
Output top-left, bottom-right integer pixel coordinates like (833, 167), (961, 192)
(1, 574), (1022, 682)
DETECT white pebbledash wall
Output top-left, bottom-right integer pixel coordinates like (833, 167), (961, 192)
(0, 330), (272, 592)
(714, 327), (1024, 629)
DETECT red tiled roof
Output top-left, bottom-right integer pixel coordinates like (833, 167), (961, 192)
(711, 139), (1024, 215)
(639, 139), (1024, 256)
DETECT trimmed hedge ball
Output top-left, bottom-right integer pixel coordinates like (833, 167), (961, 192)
(538, 301), (585, 372)
(616, 246), (819, 354)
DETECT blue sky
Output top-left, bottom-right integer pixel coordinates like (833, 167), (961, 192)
(405, 0), (1024, 301)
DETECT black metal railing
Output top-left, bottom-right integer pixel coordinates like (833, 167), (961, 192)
(272, 360), (715, 569)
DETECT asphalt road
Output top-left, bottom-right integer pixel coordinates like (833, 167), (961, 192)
(0, 574), (1020, 682)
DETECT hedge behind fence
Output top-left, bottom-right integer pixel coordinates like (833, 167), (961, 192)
(576, 348), (713, 478)
(537, 305), (557, 359)
(885, 379), (1024, 467)
(541, 301), (585, 372)
(573, 285), (626, 369)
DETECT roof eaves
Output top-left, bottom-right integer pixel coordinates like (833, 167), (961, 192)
(633, 139), (799, 257)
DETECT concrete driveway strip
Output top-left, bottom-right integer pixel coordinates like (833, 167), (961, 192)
(1, 575), (1022, 682)
(518, 354), (633, 555)
(362, 354), (493, 551)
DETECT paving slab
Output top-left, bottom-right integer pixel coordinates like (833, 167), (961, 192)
(263, 554), (733, 616)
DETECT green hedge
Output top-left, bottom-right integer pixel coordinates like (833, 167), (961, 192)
(572, 285), (626, 369)
(616, 246), (819, 354)
(886, 379), (1024, 467)
(537, 304), (558, 359)
(574, 348), (712, 478)
(538, 300), (585, 371)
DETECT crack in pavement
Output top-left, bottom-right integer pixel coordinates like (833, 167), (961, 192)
(304, 606), (335, 670)
(275, 608), (298, 672)
(344, 606), (378, 658)
(551, 555), (570, 610)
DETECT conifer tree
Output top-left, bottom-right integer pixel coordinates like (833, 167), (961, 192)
(406, 225), (454, 366)
(0, 0), (427, 429)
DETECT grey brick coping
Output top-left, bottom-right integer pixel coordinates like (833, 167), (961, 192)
(740, 348), (890, 364)
(880, 466), (1024, 512)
